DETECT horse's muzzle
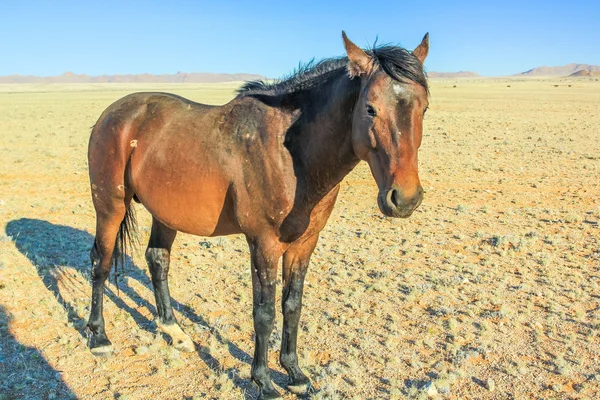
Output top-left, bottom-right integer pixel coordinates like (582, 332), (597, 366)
(378, 185), (423, 218)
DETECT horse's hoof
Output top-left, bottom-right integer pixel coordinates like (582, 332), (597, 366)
(174, 337), (195, 353)
(90, 344), (113, 357)
(88, 332), (113, 357)
(287, 381), (310, 395)
(258, 388), (282, 400)
(287, 376), (311, 395)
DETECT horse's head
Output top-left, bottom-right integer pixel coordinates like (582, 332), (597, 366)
(343, 32), (429, 218)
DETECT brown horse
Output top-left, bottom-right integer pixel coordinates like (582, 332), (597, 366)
(87, 31), (429, 399)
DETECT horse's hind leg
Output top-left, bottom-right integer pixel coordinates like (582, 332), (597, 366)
(146, 217), (194, 352)
(87, 206), (127, 356)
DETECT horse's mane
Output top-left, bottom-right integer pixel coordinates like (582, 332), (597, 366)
(237, 44), (428, 97)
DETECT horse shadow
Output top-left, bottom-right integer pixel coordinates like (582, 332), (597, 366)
(6, 218), (290, 399)
(0, 304), (76, 398)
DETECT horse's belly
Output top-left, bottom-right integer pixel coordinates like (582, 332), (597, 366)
(137, 179), (240, 237)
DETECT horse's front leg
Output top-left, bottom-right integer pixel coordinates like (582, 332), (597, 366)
(279, 234), (318, 395)
(248, 237), (283, 400)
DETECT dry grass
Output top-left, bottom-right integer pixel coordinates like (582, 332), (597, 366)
(1, 77), (599, 399)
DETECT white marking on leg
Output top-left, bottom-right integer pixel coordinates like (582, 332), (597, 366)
(90, 344), (113, 357)
(157, 322), (195, 352)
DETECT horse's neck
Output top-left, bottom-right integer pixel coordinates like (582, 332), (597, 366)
(293, 75), (361, 200)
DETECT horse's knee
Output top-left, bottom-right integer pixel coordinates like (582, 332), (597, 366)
(282, 294), (302, 317)
(254, 301), (276, 334)
(282, 277), (305, 316)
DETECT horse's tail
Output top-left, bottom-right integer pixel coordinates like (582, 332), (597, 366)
(112, 203), (138, 291)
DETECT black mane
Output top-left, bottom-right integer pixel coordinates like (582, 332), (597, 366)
(237, 44), (428, 97)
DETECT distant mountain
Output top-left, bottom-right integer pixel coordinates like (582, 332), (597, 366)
(568, 68), (600, 77)
(0, 71), (264, 84)
(515, 63), (600, 77)
(427, 71), (479, 78)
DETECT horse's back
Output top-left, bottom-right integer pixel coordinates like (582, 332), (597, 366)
(89, 92), (213, 158)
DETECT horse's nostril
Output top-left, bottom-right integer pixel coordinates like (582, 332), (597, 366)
(390, 188), (400, 208)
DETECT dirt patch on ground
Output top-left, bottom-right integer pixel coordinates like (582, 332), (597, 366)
(1, 79), (599, 399)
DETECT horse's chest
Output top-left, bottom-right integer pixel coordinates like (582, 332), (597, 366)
(233, 159), (299, 232)
(240, 173), (295, 217)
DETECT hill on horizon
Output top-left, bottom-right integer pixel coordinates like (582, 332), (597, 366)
(515, 63), (600, 77)
(427, 71), (479, 78)
(0, 71), (264, 84)
(568, 68), (600, 77)
(5, 65), (598, 83)
(1, 70), (484, 84)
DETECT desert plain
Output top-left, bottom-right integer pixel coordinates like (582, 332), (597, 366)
(0, 77), (599, 399)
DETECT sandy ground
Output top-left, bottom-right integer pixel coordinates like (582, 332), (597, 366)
(0, 77), (599, 399)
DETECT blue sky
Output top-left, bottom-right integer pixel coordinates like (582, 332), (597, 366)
(1, 0), (599, 77)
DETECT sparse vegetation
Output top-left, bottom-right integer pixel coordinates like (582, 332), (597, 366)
(1, 78), (599, 399)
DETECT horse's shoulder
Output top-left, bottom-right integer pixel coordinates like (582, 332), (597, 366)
(218, 97), (296, 145)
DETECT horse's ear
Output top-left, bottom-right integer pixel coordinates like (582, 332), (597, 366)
(342, 31), (372, 78)
(413, 33), (429, 64)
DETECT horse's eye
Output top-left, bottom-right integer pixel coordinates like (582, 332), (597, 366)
(366, 104), (377, 117)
